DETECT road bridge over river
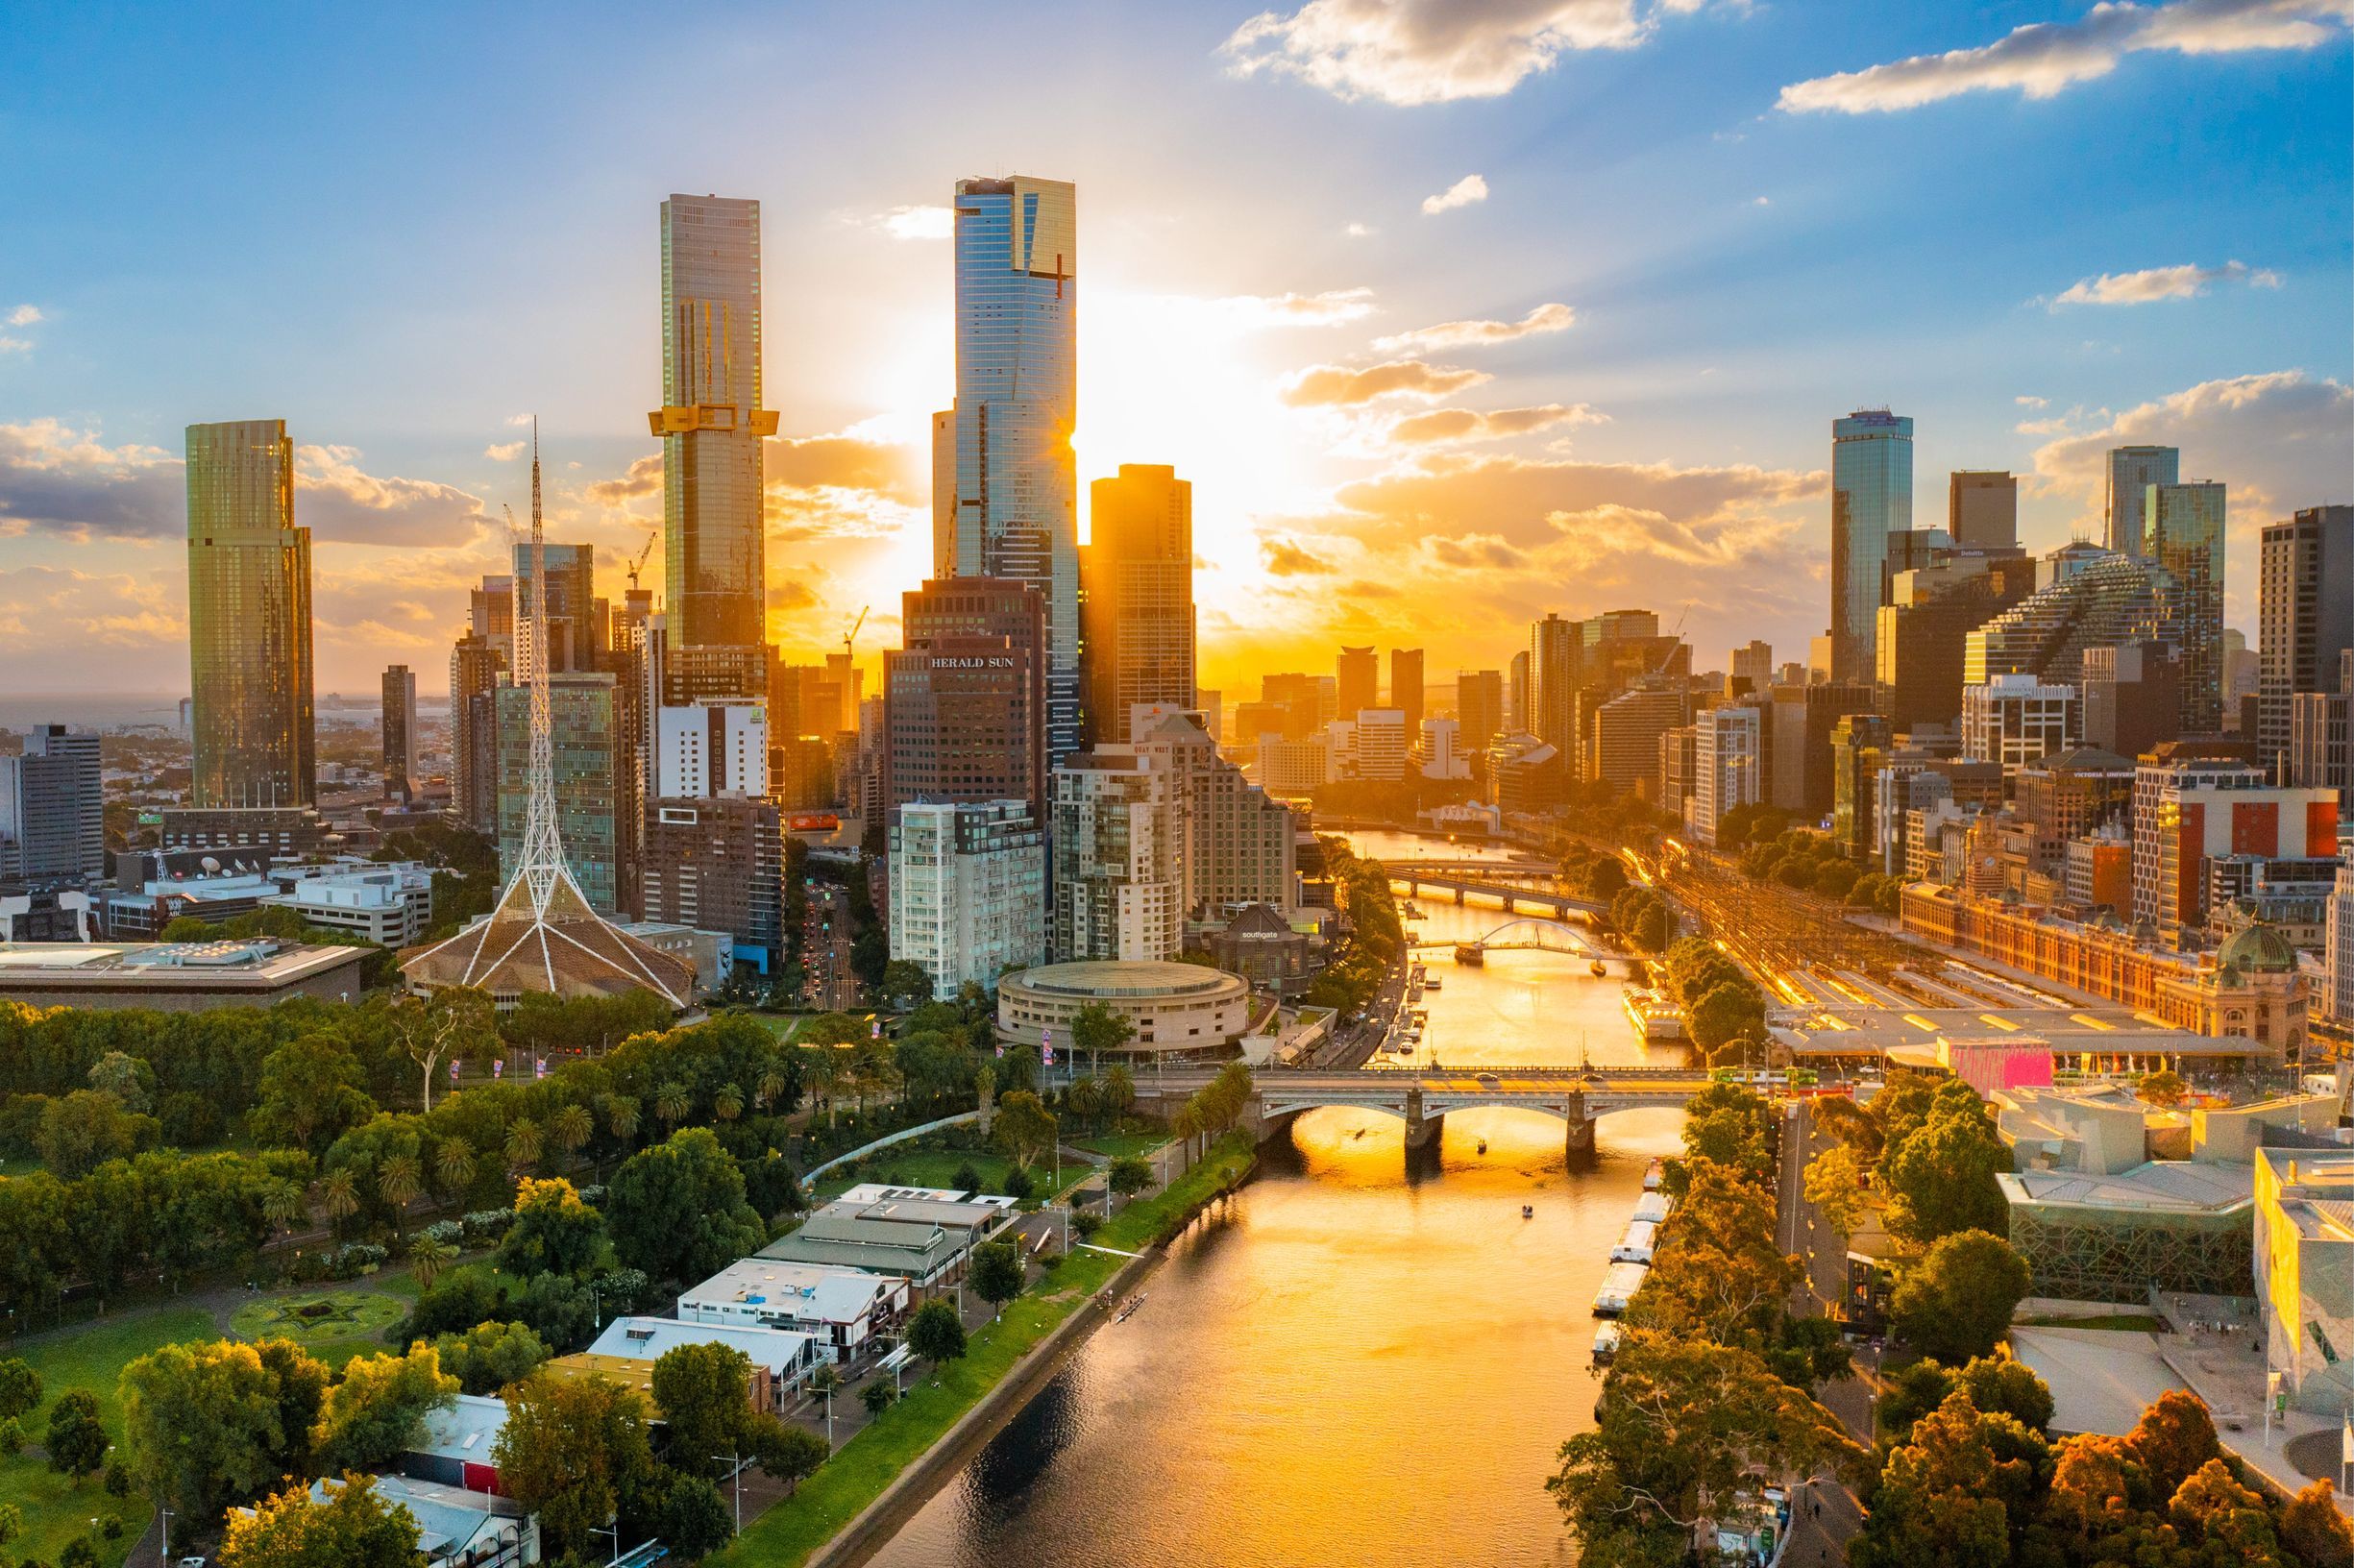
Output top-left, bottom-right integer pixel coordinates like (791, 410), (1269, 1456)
(1388, 869), (1606, 919)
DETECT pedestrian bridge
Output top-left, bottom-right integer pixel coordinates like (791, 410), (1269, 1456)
(1389, 870), (1604, 919)
(1132, 1066), (1713, 1162)
(1407, 917), (1629, 962)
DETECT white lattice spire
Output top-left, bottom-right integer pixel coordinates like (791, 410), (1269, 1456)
(516, 419), (568, 916)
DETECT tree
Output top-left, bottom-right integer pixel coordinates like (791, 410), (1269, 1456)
(0, 1357), (39, 1422)
(861, 1378), (895, 1416)
(750, 1415), (830, 1493)
(2136, 1068), (2188, 1108)
(605, 1129), (766, 1285)
(1688, 981), (1766, 1058)
(1067, 1001), (1136, 1069)
(1888, 1229), (2030, 1364)
(1632, 898), (1675, 953)
(45, 1388), (108, 1480)
(409, 1231), (459, 1289)
(1849, 1389), (2051, 1568)
(1881, 1097), (2012, 1245)
(551, 1103), (596, 1166)
(650, 1341), (755, 1480)
(1066, 1075), (1103, 1135)
(432, 1136), (478, 1198)
(118, 1338), (304, 1519)
(376, 1152), (423, 1235)
(86, 1050), (156, 1115)
(656, 1470), (736, 1560)
(2169, 1456), (2283, 1559)
(1953, 1356), (2054, 1435)
(497, 1177), (611, 1280)
(429, 1320), (551, 1396)
(393, 986), (493, 1114)
(219, 1474), (424, 1568)
(2279, 1479), (2354, 1565)
(1108, 1156), (1152, 1199)
(250, 1035), (376, 1155)
(992, 1090), (1058, 1172)
(968, 1240), (1024, 1320)
(490, 1371), (655, 1562)
(2126, 1388), (2223, 1498)
(311, 1345), (458, 1472)
(257, 1337), (332, 1479)
(907, 1298), (967, 1365)
(879, 960), (936, 1013)
(1101, 1065), (1137, 1125)
(504, 1116), (544, 1176)
(1802, 1144), (1868, 1243)
(35, 1090), (152, 1177)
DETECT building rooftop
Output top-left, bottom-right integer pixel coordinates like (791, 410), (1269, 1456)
(0, 938), (364, 985)
(408, 1393), (508, 1465)
(585, 1315), (820, 1375)
(1003, 959), (1248, 1000)
(2000, 1159), (2253, 1215)
(681, 1258), (903, 1320)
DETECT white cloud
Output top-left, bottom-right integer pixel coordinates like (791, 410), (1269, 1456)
(1211, 287), (1380, 327)
(1386, 403), (1606, 444)
(867, 204), (954, 241)
(1374, 302), (1576, 352)
(1421, 174), (1490, 214)
(1281, 357), (1492, 406)
(1221, 0), (1654, 106)
(2016, 395), (2049, 407)
(484, 441), (525, 461)
(1751, 195), (1771, 207)
(1345, 221), (1375, 238)
(1779, 0), (2353, 114)
(2049, 258), (2283, 306)
(0, 337), (29, 356)
(504, 413), (534, 428)
(5, 306), (41, 327)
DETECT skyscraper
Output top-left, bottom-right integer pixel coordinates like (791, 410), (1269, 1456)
(381, 665), (419, 802)
(1529, 614), (1577, 754)
(2258, 505), (2354, 765)
(895, 577), (1048, 821)
(1948, 471), (2018, 551)
(1457, 670), (1506, 757)
(186, 419), (314, 809)
(450, 631), (506, 834)
(1830, 409), (1913, 684)
(950, 175), (1080, 764)
(514, 541), (598, 674)
(2146, 481), (2227, 734)
(651, 194), (775, 694)
(1336, 646), (1378, 718)
(1390, 649), (1425, 737)
(0, 724), (103, 882)
(1082, 463), (1194, 743)
(2105, 446), (2179, 558)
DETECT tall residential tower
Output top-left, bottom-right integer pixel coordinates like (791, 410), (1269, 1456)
(1829, 408), (1913, 685)
(1082, 463), (1194, 743)
(186, 419), (315, 809)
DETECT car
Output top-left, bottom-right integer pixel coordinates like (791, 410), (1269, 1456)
(1476, 1071), (1501, 1086)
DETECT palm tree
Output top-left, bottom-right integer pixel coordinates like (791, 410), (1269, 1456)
(433, 1138), (477, 1198)
(378, 1154), (424, 1236)
(551, 1103), (594, 1169)
(409, 1231), (458, 1289)
(654, 1080), (691, 1132)
(504, 1117), (543, 1176)
(803, 1049), (842, 1129)
(601, 1093), (641, 1150)
(1067, 1076), (1103, 1136)
(319, 1167), (359, 1232)
(263, 1180), (306, 1238)
(755, 1065), (789, 1115)
(713, 1083), (745, 1123)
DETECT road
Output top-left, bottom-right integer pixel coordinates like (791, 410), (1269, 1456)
(1777, 1097), (1876, 1557)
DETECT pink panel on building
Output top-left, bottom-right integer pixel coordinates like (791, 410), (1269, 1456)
(1941, 1040), (2055, 1098)
(2231, 800), (2279, 857)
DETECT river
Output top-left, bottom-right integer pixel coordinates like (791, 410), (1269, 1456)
(864, 830), (1686, 1568)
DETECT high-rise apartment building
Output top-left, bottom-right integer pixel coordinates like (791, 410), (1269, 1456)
(450, 632), (506, 834)
(1416, 718), (1472, 781)
(514, 541), (599, 674)
(498, 673), (622, 916)
(0, 724), (103, 883)
(2131, 743), (2339, 942)
(2146, 481), (2226, 734)
(381, 665), (419, 801)
(1767, 681), (1878, 820)
(1050, 750), (1181, 961)
(652, 195), (775, 693)
(1948, 471), (2018, 551)
(1689, 706), (1761, 847)
(186, 419), (314, 809)
(1730, 640), (1775, 695)
(1507, 650), (1531, 733)
(1336, 647), (1379, 720)
(1129, 712), (1298, 917)
(890, 578), (1047, 821)
(2326, 859), (2354, 1025)
(2258, 505), (2354, 764)
(1082, 464), (1194, 744)
(656, 703), (768, 798)
(471, 576), (515, 656)
(1830, 713), (1895, 861)
(1530, 614), (1577, 755)
(889, 799), (1047, 997)
(642, 796), (785, 975)
(2105, 446), (2178, 558)
(1349, 710), (1409, 781)
(1594, 686), (1688, 796)
(1829, 409), (1913, 684)
(949, 175), (1080, 763)
(1963, 547), (2181, 695)
(1391, 649), (1425, 737)
(1457, 670), (1506, 758)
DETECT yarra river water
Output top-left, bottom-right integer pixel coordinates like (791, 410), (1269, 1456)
(865, 832), (1689, 1568)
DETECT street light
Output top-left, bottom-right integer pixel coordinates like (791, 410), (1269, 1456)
(711, 1450), (743, 1531)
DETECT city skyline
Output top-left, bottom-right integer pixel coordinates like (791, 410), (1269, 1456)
(2, 2), (2350, 698)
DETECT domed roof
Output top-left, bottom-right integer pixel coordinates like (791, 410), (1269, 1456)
(2216, 920), (2297, 975)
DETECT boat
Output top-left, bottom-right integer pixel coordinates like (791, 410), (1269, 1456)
(1611, 1219), (1658, 1264)
(1426, 971), (1447, 988)
(1591, 1322), (1623, 1365)
(1591, 1261), (1650, 1318)
(1589, 960), (1608, 977)
(1521, 1204), (1533, 1218)
(1632, 1191), (1672, 1225)
(1622, 986), (1687, 1041)
(1476, 1138), (1488, 1154)
(1642, 1158), (1665, 1192)
(1115, 1293), (1146, 1322)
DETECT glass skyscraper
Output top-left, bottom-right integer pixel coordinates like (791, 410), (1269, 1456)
(652, 194), (775, 686)
(1829, 408), (1913, 685)
(949, 175), (1080, 764)
(2146, 480), (2227, 733)
(2105, 445), (2178, 559)
(186, 418), (315, 809)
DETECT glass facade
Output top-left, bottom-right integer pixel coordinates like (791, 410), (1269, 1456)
(2146, 481), (2226, 733)
(2104, 445), (2178, 558)
(185, 418), (315, 809)
(951, 176), (1080, 764)
(655, 195), (774, 674)
(497, 674), (620, 915)
(1083, 464), (1194, 744)
(1829, 408), (1913, 685)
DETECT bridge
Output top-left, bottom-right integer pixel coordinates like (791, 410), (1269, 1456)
(1128, 1065), (1713, 1163)
(1388, 869), (1605, 919)
(1406, 916), (1629, 962)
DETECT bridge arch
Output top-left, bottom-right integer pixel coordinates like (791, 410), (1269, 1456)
(1465, 916), (1596, 953)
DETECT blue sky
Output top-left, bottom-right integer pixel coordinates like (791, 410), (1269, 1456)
(2, 0), (2347, 696)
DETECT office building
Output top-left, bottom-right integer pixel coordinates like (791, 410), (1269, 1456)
(514, 540), (599, 674)
(1768, 680), (1878, 820)
(450, 633), (505, 833)
(2080, 642), (2184, 760)
(2288, 650), (2351, 811)
(380, 665), (419, 802)
(1730, 640), (1774, 695)
(949, 175), (1081, 763)
(186, 419), (314, 809)
(889, 800), (1048, 998)
(2105, 446), (2178, 558)
(1659, 723), (1698, 811)
(1689, 706), (1760, 846)
(1257, 737), (1331, 795)
(1390, 649), (1425, 737)
(471, 576), (515, 655)
(1961, 674), (2078, 771)
(1415, 717), (1472, 781)
(656, 702), (767, 798)
(1593, 686), (1688, 796)
(2255, 1147), (2354, 1415)
(498, 674), (622, 916)
(2145, 481), (2226, 735)
(1349, 709), (1409, 781)
(1829, 408), (1913, 684)
(895, 577), (1048, 821)
(1830, 714), (1894, 860)
(641, 796), (785, 975)
(1948, 471), (2018, 551)
(2326, 859), (2354, 1024)
(1457, 670), (1506, 758)
(1530, 614), (1577, 756)
(2258, 505), (2354, 764)
(1082, 464), (1194, 744)
(1486, 733), (1563, 818)
(1050, 749), (1180, 961)
(1876, 549), (2037, 730)
(1336, 646), (1379, 722)
(1964, 546), (2182, 695)
(1507, 650), (1531, 733)
(0, 724), (103, 883)
(2131, 743), (2340, 942)
(651, 194), (776, 685)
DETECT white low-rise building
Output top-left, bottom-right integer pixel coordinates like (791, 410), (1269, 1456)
(261, 862), (436, 946)
(679, 1258), (912, 1361)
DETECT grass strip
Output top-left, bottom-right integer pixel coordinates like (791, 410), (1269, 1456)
(715, 1135), (1253, 1567)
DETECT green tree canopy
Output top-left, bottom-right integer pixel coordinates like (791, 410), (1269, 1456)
(489, 1371), (655, 1562)
(650, 1340), (756, 1480)
(429, 1319), (552, 1396)
(119, 1337), (323, 1520)
(605, 1129), (765, 1286)
(968, 1240), (1025, 1318)
(311, 1345), (458, 1473)
(908, 1298), (967, 1365)
(496, 1177), (612, 1280)
(1888, 1229), (2031, 1365)
(219, 1474), (424, 1568)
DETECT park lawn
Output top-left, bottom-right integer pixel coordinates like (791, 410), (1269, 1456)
(815, 1147), (1021, 1201)
(2015, 1312), (2169, 1333)
(5, 1305), (218, 1568)
(228, 1285), (411, 1368)
(1070, 1128), (1170, 1161)
(716, 1135), (1254, 1568)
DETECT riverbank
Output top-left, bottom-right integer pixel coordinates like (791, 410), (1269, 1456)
(715, 1134), (1259, 1568)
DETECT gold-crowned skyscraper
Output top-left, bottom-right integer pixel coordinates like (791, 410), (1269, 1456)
(1083, 463), (1194, 744)
(186, 418), (315, 809)
(650, 194), (776, 701)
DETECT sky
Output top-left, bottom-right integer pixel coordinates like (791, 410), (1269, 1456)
(2, 0), (2348, 701)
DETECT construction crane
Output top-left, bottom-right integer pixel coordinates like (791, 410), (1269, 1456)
(1652, 600), (1695, 676)
(842, 605), (869, 662)
(624, 529), (656, 594)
